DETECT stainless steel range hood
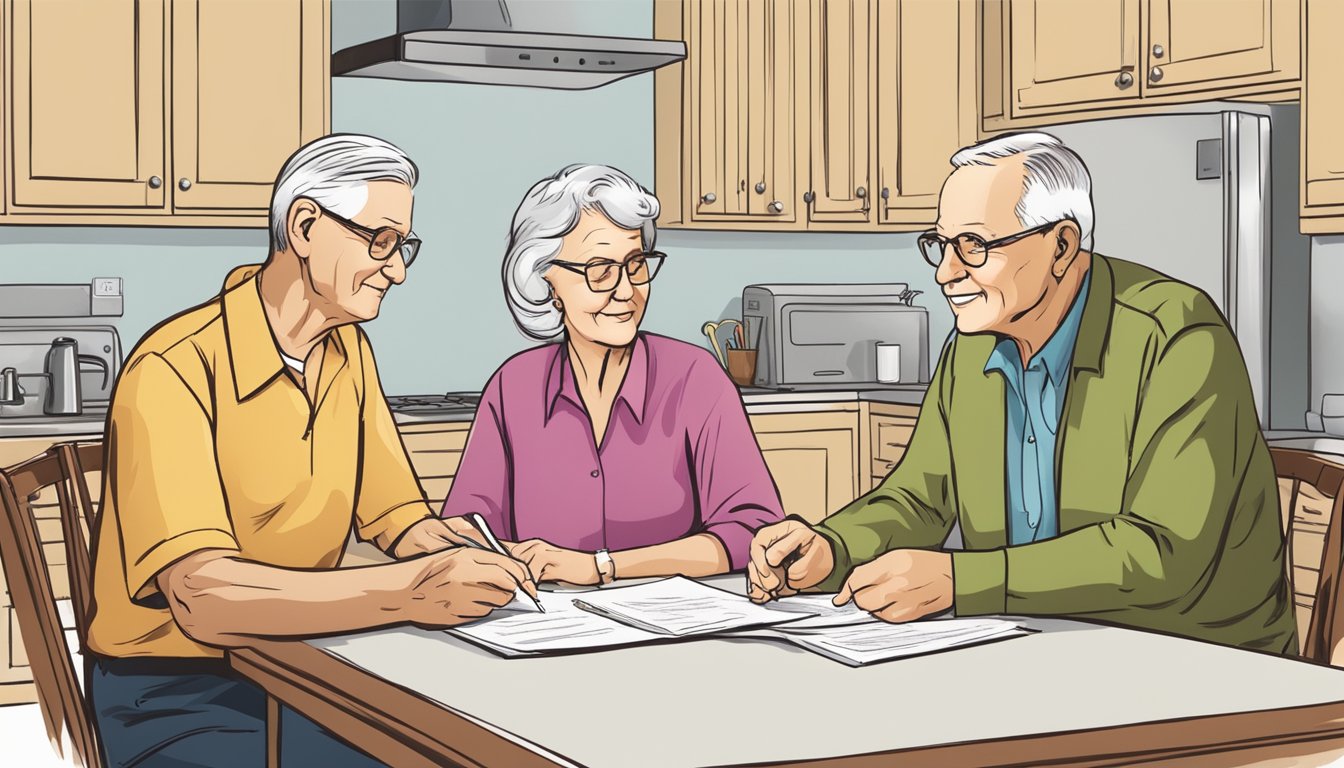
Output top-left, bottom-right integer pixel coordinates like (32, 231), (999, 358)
(333, 0), (686, 90)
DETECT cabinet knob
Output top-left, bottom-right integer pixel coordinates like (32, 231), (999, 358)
(148, 176), (162, 189)
(803, 191), (815, 204)
(1152, 43), (1165, 58)
(856, 186), (867, 199)
(178, 178), (193, 191)
(1149, 66), (1164, 83)
(769, 200), (784, 214)
(1115, 70), (1134, 89)
(701, 191), (716, 204)
(881, 187), (890, 200)
(755, 181), (766, 194)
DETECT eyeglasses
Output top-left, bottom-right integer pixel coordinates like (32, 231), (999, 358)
(917, 220), (1064, 269)
(551, 251), (667, 292)
(318, 205), (422, 268)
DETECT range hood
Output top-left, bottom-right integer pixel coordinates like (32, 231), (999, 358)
(333, 0), (686, 90)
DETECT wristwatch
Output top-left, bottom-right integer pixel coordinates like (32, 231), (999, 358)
(595, 549), (616, 585)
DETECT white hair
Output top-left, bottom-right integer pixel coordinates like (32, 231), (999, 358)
(950, 132), (1094, 250)
(269, 133), (419, 252)
(502, 164), (660, 341)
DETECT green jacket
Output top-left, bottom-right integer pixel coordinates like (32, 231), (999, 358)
(816, 255), (1297, 654)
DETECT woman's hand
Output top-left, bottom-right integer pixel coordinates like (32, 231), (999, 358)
(510, 539), (601, 585)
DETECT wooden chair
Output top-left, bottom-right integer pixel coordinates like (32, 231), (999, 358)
(0, 441), (103, 767)
(1271, 447), (1344, 665)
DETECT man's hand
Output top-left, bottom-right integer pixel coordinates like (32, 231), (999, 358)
(746, 520), (835, 603)
(833, 549), (953, 622)
(392, 517), (488, 559)
(510, 540), (601, 585)
(399, 547), (537, 627)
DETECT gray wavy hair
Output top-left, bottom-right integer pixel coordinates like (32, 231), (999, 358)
(950, 132), (1095, 250)
(502, 164), (660, 340)
(269, 134), (419, 253)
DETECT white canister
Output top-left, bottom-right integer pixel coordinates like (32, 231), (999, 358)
(876, 343), (902, 384)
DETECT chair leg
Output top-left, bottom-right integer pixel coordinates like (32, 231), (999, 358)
(268, 695), (281, 768)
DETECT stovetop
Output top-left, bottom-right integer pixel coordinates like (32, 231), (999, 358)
(385, 392), (482, 414)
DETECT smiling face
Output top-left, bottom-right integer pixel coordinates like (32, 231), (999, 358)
(933, 158), (1067, 336)
(545, 208), (649, 349)
(302, 180), (413, 323)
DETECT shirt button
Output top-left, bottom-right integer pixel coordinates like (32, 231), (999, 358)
(591, 470), (600, 478)
(1027, 435), (1036, 444)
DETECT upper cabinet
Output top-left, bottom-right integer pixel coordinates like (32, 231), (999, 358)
(984, 0), (1301, 130)
(4, 0), (329, 227)
(1301, 0), (1344, 233)
(656, 0), (975, 232)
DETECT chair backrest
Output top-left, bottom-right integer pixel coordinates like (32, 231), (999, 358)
(0, 440), (103, 767)
(1271, 447), (1344, 665)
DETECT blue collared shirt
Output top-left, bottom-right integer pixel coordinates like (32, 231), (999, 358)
(984, 271), (1091, 546)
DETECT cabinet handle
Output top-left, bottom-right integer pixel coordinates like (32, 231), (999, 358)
(178, 178), (193, 191)
(1149, 66), (1164, 83)
(148, 176), (162, 189)
(755, 182), (767, 194)
(1115, 70), (1134, 89)
(803, 191), (815, 204)
(701, 191), (716, 204)
(885, 463), (895, 470)
(856, 186), (867, 199)
(769, 200), (784, 214)
(1152, 43), (1164, 59)
(881, 187), (890, 200)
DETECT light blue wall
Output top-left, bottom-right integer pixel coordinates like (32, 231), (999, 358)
(0, 0), (949, 395)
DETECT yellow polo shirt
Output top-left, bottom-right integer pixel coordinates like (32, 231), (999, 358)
(86, 264), (431, 659)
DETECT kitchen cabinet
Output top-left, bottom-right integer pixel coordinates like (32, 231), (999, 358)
(3, 0), (329, 227)
(399, 421), (471, 509)
(655, 0), (974, 232)
(867, 402), (918, 491)
(983, 0), (1301, 131)
(750, 408), (861, 524)
(1300, 0), (1344, 234)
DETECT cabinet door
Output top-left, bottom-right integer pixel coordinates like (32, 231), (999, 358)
(1301, 0), (1344, 225)
(751, 412), (859, 524)
(1009, 0), (1142, 114)
(806, 0), (873, 224)
(1145, 0), (1298, 96)
(172, 0), (329, 212)
(10, 0), (166, 210)
(744, 0), (798, 222)
(688, 0), (746, 218)
(875, 0), (975, 227)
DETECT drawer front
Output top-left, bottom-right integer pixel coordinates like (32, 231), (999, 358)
(400, 428), (469, 455)
(408, 449), (464, 479)
(872, 418), (916, 463)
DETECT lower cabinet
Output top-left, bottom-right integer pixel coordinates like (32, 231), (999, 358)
(750, 409), (863, 524)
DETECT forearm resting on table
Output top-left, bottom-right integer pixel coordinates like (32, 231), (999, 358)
(156, 549), (414, 647)
(611, 532), (730, 580)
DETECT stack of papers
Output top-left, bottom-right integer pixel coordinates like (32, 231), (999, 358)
(449, 577), (1032, 666)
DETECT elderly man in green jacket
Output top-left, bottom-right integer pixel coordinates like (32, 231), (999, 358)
(747, 132), (1296, 654)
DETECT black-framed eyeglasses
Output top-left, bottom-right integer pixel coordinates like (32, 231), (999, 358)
(318, 205), (422, 268)
(551, 251), (667, 292)
(918, 220), (1065, 269)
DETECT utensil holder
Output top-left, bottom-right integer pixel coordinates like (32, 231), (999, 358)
(726, 349), (757, 387)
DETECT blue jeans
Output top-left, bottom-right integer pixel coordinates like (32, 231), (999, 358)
(86, 654), (386, 768)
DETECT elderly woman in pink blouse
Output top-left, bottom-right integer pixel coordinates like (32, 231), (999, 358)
(440, 164), (784, 586)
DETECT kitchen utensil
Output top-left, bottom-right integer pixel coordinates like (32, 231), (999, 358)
(726, 349), (757, 387)
(0, 368), (21, 406)
(701, 319), (742, 367)
(876, 343), (902, 384)
(45, 338), (82, 415)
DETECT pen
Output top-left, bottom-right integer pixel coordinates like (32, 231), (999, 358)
(766, 549), (803, 599)
(464, 513), (546, 613)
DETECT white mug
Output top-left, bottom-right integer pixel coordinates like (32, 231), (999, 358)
(876, 343), (902, 384)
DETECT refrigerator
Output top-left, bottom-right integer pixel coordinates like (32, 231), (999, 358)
(1042, 109), (1309, 432)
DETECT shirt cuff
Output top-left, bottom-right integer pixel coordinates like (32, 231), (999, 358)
(952, 548), (1007, 616)
(811, 524), (853, 593)
(702, 521), (755, 572)
(357, 501), (434, 549)
(127, 529), (240, 605)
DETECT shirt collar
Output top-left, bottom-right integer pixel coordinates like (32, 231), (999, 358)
(983, 269), (1092, 387)
(220, 263), (347, 402)
(544, 333), (649, 425)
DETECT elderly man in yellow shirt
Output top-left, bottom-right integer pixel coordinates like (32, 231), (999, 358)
(84, 134), (535, 768)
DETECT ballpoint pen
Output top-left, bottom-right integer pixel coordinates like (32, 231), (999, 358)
(464, 513), (546, 613)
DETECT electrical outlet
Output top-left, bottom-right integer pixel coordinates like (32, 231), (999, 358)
(93, 277), (122, 297)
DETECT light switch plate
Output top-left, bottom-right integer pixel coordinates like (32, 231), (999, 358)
(1196, 138), (1222, 180)
(92, 277), (122, 297)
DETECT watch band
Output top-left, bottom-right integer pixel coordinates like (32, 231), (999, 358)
(595, 549), (616, 584)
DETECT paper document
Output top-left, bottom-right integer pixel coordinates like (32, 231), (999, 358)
(570, 577), (807, 636)
(757, 593), (878, 630)
(451, 590), (663, 656)
(742, 617), (1032, 666)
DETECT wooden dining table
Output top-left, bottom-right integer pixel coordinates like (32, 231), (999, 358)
(229, 575), (1344, 767)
